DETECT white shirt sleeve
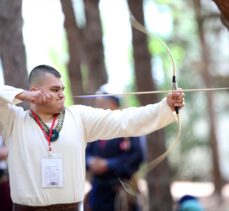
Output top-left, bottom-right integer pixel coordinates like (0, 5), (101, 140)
(0, 86), (24, 139)
(76, 98), (177, 142)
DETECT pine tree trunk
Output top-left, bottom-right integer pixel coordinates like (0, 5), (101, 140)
(83, 0), (107, 93)
(61, 0), (107, 104)
(194, 0), (223, 196)
(60, 0), (85, 104)
(0, 0), (28, 89)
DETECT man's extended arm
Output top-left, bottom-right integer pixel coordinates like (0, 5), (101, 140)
(79, 91), (184, 143)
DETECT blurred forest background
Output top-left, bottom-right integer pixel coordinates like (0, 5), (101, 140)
(0, 0), (229, 210)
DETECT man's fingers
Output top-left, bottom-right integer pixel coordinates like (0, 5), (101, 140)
(174, 92), (185, 108)
(167, 89), (185, 111)
(31, 91), (52, 104)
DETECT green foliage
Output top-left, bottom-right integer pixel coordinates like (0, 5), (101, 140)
(122, 42), (141, 107)
(123, 81), (141, 107)
(48, 37), (74, 106)
(153, 0), (172, 4)
(144, 0), (228, 181)
(80, 63), (89, 92)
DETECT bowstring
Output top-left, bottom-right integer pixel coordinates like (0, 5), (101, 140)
(73, 87), (229, 99)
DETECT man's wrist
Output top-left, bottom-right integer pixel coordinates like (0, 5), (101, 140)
(16, 90), (30, 102)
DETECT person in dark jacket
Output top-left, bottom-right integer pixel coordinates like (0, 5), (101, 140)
(0, 136), (12, 211)
(177, 195), (205, 211)
(85, 88), (144, 211)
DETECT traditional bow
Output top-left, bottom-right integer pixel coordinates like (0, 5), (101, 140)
(116, 12), (181, 197)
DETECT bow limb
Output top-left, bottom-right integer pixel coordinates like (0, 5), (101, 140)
(119, 115), (181, 197)
(129, 13), (176, 77)
(118, 11), (182, 197)
(129, 11), (181, 170)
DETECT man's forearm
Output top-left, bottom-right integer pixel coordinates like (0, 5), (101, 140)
(0, 85), (24, 104)
(16, 90), (51, 104)
(15, 90), (31, 102)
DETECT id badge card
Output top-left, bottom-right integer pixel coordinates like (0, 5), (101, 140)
(41, 154), (63, 188)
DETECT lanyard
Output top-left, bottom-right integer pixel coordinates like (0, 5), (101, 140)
(31, 110), (58, 152)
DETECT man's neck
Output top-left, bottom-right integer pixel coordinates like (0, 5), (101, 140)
(31, 108), (55, 123)
(38, 113), (55, 123)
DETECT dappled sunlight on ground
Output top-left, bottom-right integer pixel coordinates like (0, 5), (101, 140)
(85, 180), (229, 210)
(171, 181), (215, 199)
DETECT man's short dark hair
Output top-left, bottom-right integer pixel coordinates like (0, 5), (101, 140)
(28, 65), (61, 88)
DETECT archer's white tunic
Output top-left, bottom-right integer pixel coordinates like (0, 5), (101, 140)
(0, 85), (176, 206)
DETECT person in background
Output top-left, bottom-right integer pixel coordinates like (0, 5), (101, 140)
(85, 88), (144, 211)
(177, 195), (205, 211)
(0, 65), (184, 211)
(0, 136), (12, 211)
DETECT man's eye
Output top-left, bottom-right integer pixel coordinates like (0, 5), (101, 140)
(51, 89), (59, 92)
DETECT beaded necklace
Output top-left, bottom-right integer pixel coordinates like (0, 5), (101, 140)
(30, 110), (65, 142)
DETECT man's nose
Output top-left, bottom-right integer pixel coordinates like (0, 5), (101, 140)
(58, 90), (65, 98)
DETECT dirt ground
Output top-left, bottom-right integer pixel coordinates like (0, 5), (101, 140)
(200, 195), (229, 211)
(85, 180), (229, 210)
